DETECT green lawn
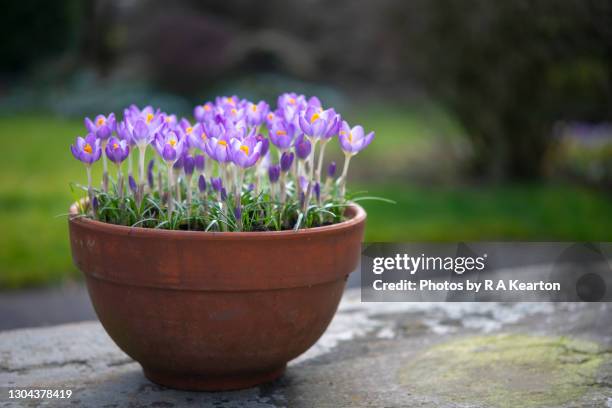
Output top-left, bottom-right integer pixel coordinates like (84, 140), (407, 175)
(359, 184), (612, 241)
(0, 114), (611, 289)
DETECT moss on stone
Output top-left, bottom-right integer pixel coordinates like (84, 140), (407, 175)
(398, 334), (609, 408)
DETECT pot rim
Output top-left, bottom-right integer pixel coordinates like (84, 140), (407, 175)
(69, 201), (366, 240)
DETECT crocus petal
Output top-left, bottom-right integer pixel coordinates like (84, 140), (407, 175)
(327, 161), (337, 177)
(298, 115), (312, 136)
(84, 118), (96, 133)
(162, 144), (177, 162)
(70, 144), (80, 161)
(133, 120), (149, 143)
(198, 175), (207, 192)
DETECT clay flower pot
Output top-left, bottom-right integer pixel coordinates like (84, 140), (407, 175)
(68, 204), (365, 391)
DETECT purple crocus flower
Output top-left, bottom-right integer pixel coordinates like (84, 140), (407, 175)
(224, 105), (245, 124)
(280, 151), (294, 172)
(299, 106), (340, 140)
(295, 134), (312, 160)
(229, 136), (262, 169)
(246, 101), (269, 127)
(128, 175), (137, 193)
(162, 113), (178, 129)
(205, 136), (232, 163)
(338, 121), (375, 155)
(327, 161), (337, 177)
(264, 110), (278, 127)
(277, 93), (307, 111)
(189, 121), (223, 151)
(307, 96), (322, 109)
(269, 118), (296, 151)
(115, 121), (133, 146)
(178, 118), (195, 136)
(173, 155), (184, 170)
(298, 176), (309, 193)
(211, 177), (223, 192)
(104, 137), (129, 164)
(194, 154), (205, 172)
(122, 105), (165, 147)
(314, 182), (321, 202)
(183, 154), (195, 176)
(85, 113), (116, 140)
(216, 95), (240, 109)
(70, 133), (102, 165)
(132, 120), (154, 147)
(268, 164), (280, 183)
(194, 102), (214, 123)
(255, 134), (270, 157)
(153, 130), (186, 164)
(298, 175), (309, 208)
(198, 174), (207, 193)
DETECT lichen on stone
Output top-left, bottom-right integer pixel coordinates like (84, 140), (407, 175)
(398, 334), (609, 408)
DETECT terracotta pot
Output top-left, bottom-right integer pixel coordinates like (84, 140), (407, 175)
(68, 204), (366, 391)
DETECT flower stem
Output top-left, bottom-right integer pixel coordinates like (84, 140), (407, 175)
(127, 152), (133, 178)
(309, 139), (318, 181)
(338, 153), (352, 200)
(138, 146), (146, 185)
(186, 174), (193, 230)
(101, 140), (109, 193)
(303, 138), (319, 211)
(157, 169), (163, 201)
(166, 164), (174, 219)
(315, 140), (328, 185)
(136, 145), (147, 207)
(279, 171), (287, 204)
(86, 166), (94, 218)
(174, 168), (182, 203)
(235, 169), (244, 231)
(117, 166), (124, 201)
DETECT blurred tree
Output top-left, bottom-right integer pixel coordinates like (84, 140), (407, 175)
(394, 0), (612, 180)
(77, 0), (118, 76)
(0, 0), (82, 75)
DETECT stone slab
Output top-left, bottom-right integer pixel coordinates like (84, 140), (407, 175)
(1, 289), (611, 407)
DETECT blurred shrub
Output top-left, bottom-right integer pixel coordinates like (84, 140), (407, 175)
(547, 122), (612, 187)
(0, 70), (191, 119)
(393, 0), (612, 180)
(133, 5), (233, 94)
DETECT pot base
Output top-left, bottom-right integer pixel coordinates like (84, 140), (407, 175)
(143, 365), (287, 392)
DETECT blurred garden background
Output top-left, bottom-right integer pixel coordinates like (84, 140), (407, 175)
(1, 0), (612, 289)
